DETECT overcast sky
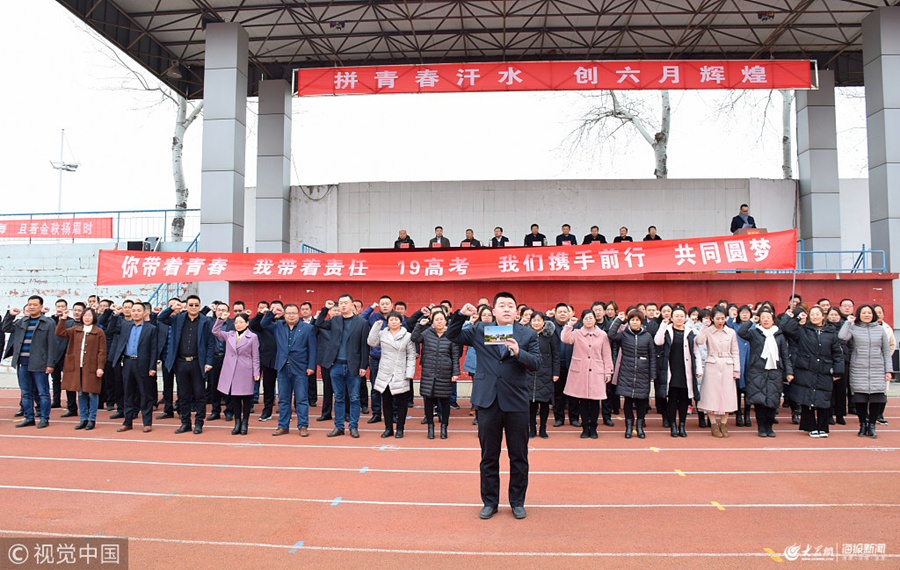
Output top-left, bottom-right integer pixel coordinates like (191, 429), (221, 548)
(0, 0), (869, 215)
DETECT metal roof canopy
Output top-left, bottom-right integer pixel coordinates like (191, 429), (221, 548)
(57, 0), (897, 99)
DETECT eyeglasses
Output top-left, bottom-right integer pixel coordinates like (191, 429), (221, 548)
(187, 303), (200, 307)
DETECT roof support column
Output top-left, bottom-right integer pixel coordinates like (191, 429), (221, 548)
(863, 7), (900, 331)
(255, 80), (292, 254)
(199, 22), (248, 303)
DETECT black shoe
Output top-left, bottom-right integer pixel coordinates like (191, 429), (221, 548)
(14, 410), (23, 417)
(867, 423), (878, 438)
(51, 402), (61, 409)
(449, 402), (460, 410)
(589, 428), (598, 439)
(174, 424), (192, 434)
(858, 423), (867, 437)
(193, 425), (203, 434)
(367, 414), (381, 424)
(580, 428), (589, 439)
(309, 402), (318, 407)
(156, 413), (174, 420)
(538, 428), (548, 439)
(109, 411), (124, 420)
(441, 425), (448, 439)
(678, 422), (687, 438)
(512, 506), (527, 519)
(106, 404), (115, 412)
(636, 419), (646, 439)
(15, 420), (36, 428)
(744, 411), (752, 427)
(75, 420), (87, 430)
(85, 421), (95, 431)
(570, 420), (582, 428)
(791, 411), (800, 425)
(875, 416), (888, 426)
(37, 419), (49, 429)
(259, 413), (272, 422)
(427, 425), (435, 439)
(407, 401), (414, 408)
(327, 428), (345, 437)
(662, 417), (670, 428)
(232, 420), (241, 435)
(361, 407), (370, 415)
(394, 429), (402, 439)
(315, 415), (332, 422)
(836, 416), (846, 425)
(240, 421), (248, 435)
(479, 505), (498, 519)
(61, 410), (78, 418)
(624, 419), (633, 439)
(224, 412), (233, 422)
(553, 420), (564, 427)
(670, 425), (678, 437)
(758, 425), (767, 438)
(420, 417), (428, 425)
(735, 414), (744, 427)
(828, 416), (835, 425)
(206, 413), (220, 421)
(529, 425), (536, 439)
(382, 428), (394, 438)
(350, 428), (360, 438)
(772, 418), (780, 424)
(603, 418), (615, 427)
(766, 425), (776, 437)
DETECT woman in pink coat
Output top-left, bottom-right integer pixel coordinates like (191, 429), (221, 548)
(561, 309), (614, 439)
(695, 307), (741, 437)
(213, 315), (260, 436)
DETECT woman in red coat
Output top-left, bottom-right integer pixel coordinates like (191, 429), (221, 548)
(213, 315), (260, 436)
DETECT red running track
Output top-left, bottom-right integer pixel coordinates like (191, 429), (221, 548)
(0, 391), (898, 569)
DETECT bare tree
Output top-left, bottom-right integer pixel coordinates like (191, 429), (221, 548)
(780, 89), (794, 179)
(568, 90), (671, 178)
(714, 88), (794, 179)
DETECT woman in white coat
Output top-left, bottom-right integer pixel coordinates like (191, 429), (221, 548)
(368, 311), (417, 438)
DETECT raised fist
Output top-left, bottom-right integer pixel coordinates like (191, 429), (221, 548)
(460, 303), (477, 317)
(325, 300), (335, 309)
(10, 308), (20, 316)
(419, 318), (430, 326)
(568, 317), (578, 326)
(273, 306), (285, 316)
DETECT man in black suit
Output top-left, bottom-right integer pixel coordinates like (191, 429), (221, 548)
(110, 302), (159, 432)
(490, 226), (510, 247)
(447, 292), (541, 520)
(250, 300), (281, 422)
(730, 203), (757, 233)
(315, 294), (370, 438)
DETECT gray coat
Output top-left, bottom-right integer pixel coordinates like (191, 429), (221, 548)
(838, 320), (891, 395)
(1, 312), (58, 372)
(367, 323), (417, 395)
(411, 323), (461, 399)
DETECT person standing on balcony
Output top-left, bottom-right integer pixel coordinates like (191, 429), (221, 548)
(730, 203), (757, 233)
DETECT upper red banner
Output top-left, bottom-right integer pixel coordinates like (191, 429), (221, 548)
(0, 217), (113, 239)
(97, 230), (796, 286)
(295, 60), (812, 96)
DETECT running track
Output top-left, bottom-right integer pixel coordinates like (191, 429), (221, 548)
(0, 391), (898, 569)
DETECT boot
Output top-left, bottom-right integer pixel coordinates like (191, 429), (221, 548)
(580, 426), (590, 439)
(440, 424), (448, 439)
(720, 423), (730, 438)
(240, 420), (248, 435)
(529, 423), (537, 439)
(744, 407), (752, 427)
(765, 421), (776, 437)
(661, 416), (670, 428)
(539, 418), (548, 438)
(670, 424), (678, 437)
(710, 420), (722, 438)
(867, 423), (878, 438)
(231, 417), (241, 435)
(735, 412), (744, 427)
(858, 422), (867, 437)
(636, 419), (646, 439)
(427, 425), (435, 439)
(624, 419), (633, 439)
(678, 422), (687, 437)
(698, 412), (708, 428)
(758, 423), (767, 437)
(791, 410), (800, 424)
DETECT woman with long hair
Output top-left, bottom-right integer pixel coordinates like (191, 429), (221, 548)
(55, 308), (106, 430)
(826, 306), (850, 425)
(839, 305), (892, 438)
(561, 309), (613, 439)
(726, 305), (753, 427)
(654, 307), (702, 437)
(527, 312), (559, 438)
(412, 310), (461, 439)
(738, 309), (793, 438)
(608, 309), (656, 439)
(696, 307), (741, 438)
(212, 313), (260, 435)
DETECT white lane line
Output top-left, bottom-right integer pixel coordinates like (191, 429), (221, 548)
(0, 433), (896, 453)
(1, 485), (898, 510)
(2, 455), (899, 477)
(8, 529), (889, 558)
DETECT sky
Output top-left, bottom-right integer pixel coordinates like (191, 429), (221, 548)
(0, 0), (869, 215)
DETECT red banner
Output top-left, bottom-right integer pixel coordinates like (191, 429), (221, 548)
(296, 60), (812, 96)
(97, 230), (796, 286)
(0, 217), (113, 239)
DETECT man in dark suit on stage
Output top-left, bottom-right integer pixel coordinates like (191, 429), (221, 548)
(447, 292), (541, 520)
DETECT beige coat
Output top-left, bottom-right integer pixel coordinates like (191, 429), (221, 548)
(695, 325), (740, 414)
(367, 323), (417, 395)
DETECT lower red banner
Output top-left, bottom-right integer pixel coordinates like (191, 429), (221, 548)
(97, 230), (796, 286)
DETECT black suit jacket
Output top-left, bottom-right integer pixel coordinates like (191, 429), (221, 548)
(110, 320), (159, 375)
(730, 214), (756, 233)
(446, 312), (541, 412)
(249, 312), (278, 369)
(314, 307), (370, 373)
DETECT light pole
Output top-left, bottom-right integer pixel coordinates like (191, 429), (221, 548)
(49, 129), (79, 212)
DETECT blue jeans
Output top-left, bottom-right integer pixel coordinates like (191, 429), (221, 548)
(18, 366), (50, 422)
(451, 382), (458, 405)
(253, 379), (260, 401)
(369, 357), (382, 415)
(78, 392), (100, 421)
(330, 362), (360, 430)
(277, 366), (309, 430)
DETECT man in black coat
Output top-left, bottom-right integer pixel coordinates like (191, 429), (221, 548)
(490, 227), (510, 247)
(730, 203), (757, 233)
(110, 303), (159, 432)
(447, 292), (541, 520)
(250, 300), (281, 422)
(582, 226), (607, 244)
(2, 295), (58, 428)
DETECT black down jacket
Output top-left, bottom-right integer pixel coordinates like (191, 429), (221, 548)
(411, 322), (461, 399)
(737, 321), (794, 409)
(608, 319), (657, 399)
(528, 320), (560, 403)
(780, 317), (844, 409)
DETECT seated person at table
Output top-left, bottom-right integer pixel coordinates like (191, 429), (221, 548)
(429, 226), (451, 248)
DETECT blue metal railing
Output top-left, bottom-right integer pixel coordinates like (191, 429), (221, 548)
(300, 243), (325, 254)
(147, 233), (200, 307)
(0, 209), (200, 244)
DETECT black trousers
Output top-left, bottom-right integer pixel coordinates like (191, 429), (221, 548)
(381, 386), (408, 430)
(530, 400), (550, 429)
(233, 394), (253, 421)
(307, 370), (318, 406)
(755, 405), (777, 428)
(110, 362), (125, 411)
(832, 369), (848, 419)
(160, 365), (177, 415)
(207, 354), (225, 413)
(319, 366), (333, 417)
(667, 386), (690, 425)
(856, 401), (886, 425)
(175, 359), (206, 425)
(800, 405), (830, 433)
(623, 397), (648, 421)
(122, 359), (154, 427)
(424, 396), (450, 425)
(51, 360), (77, 411)
(260, 365), (277, 415)
(654, 378), (667, 414)
(601, 380), (620, 419)
(477, 399), (529, 508)
(581, 399), (600, 430)
(552, 366), (580, 422)
(102, 361), (114, 406)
